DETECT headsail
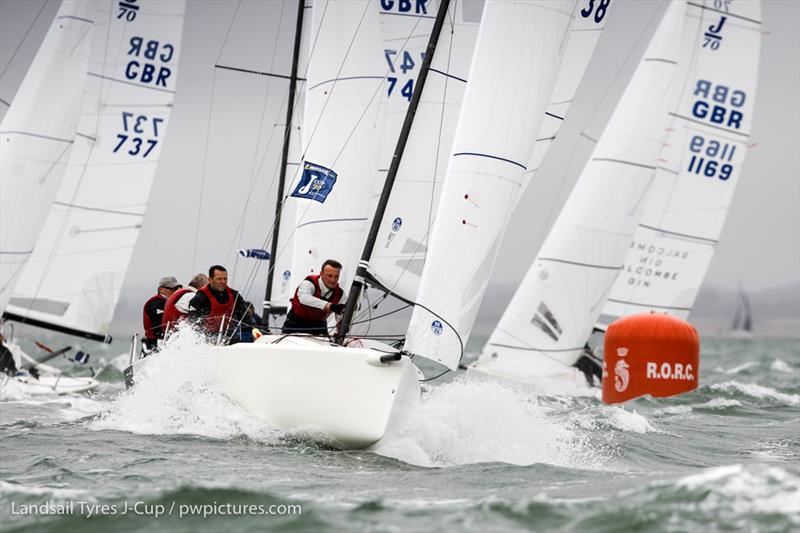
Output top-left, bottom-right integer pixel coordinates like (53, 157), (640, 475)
(404, 0), (602, 370)
(366, 0), (481, 302)
(471, 0), (687, 387)
(0, 0), (94, 312)
(4, 0), (185, 342)
(598, 0), (762, 328)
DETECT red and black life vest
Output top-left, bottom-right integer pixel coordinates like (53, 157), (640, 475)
(142, 294), (167, 340)
(198, 284), (236, 333)
(290, 275), (343, 322)
(162, 287), (194, 331)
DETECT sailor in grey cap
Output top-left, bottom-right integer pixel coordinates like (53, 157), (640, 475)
(142, 276), (182, 351)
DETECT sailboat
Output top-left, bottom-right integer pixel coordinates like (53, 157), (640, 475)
(209, 0), (609, 448)
(719, 284), (754, 339)
(472, 0), (762, 395)
(597, 0), (762, 330)
(1, 0), (186, 394)
(469, 0), (686, 392)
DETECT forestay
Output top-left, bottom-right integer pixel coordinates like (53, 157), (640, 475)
(265, 1), (313, 314)
(471, 0), (686, 386)
(5, 0), (185, 340)
(0, 0), (94, 312)
(288, 0), (386, 289)
(404, 0), (581, 370)
(598, 0), (761, 327)
(366, 0), (481, 302)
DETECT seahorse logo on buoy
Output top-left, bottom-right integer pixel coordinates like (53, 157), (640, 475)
(614, 347), (630, 393)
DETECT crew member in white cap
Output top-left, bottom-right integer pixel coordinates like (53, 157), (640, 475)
(142, 276), (181, 351)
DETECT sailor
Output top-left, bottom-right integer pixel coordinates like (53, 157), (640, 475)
(188, 265), (247, 337)
(574, 343), (603, 386)
(282, 259), (347, 336)
(142, 276), (181, 351)
(0, 334), (18, 376)
(162, 273), (209, 335)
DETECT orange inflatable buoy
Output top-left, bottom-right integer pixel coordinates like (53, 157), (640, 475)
(602, 313), (700, 404)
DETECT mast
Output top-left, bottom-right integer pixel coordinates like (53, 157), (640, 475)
(263, 0), (306, 321)
(334, 0), (451, 344)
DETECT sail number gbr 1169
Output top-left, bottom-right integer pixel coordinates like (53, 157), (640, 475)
(686, 134), (736, 180)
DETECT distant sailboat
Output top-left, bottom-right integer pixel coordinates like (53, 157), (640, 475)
(1, 0), (186, 395)
(720, 284), (754, 339)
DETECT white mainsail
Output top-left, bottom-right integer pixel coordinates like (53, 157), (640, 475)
(264, 1), (312, 314)
(471, 0), (687, 387)
(5, 0), (185, 340)
(288, 0), (387, 289)
(403, 0), (585, 370)
(366, 0), (481, 302)
(0, 0), (94, 312)
(598, 0), (762, 327)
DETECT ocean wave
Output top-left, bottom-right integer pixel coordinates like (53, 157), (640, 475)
(373, 378), (606, 469)
(770, 359), (793, 373)
(0, 480), (89, 501)
(88, 328), (280, 444)
(674, 464), (800, 519)
(474, 464), (800, 531)
(709, 381), (799, 406)
(656, 398), (743, 416)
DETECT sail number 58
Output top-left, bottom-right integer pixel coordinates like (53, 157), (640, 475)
(580, 0), (610, 23)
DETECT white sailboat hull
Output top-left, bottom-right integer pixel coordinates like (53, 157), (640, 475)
(212, 336), (420, 449)
(1, 373), (98, 395)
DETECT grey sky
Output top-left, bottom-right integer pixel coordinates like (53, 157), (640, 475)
(1, 0), (798, 337)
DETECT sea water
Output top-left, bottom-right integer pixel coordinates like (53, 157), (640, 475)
(0, 331), (797, 532)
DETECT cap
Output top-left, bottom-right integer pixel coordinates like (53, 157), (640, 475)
(158, 276), (181, 289)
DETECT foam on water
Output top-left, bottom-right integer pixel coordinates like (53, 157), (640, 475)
(89, 328), (279, 443)
(674, 464), (800, 520)
(374, 378), (606, 468)
(770, 358), (793, 373)
(710, 380), (799, 406)
(0, 480), (90, 500)
(0, 377), (31, 401)
(656, 398), (743, 416)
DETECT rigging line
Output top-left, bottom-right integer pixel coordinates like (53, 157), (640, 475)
(0, 0), (48, 79)
(194, 0), (243, 270)
(229, 0), (292, 272)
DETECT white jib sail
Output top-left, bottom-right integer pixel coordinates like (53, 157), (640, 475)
(598, 0), (762, 327)
(367, 0), (481, 302)
(0, 0), (94, 312)
(287, 0), (387, 289)
(471, 0), (687, 386)
(5, 0), (185, 338)
(404, 0), (579, 370)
